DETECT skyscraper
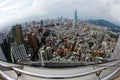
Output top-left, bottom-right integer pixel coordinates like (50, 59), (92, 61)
(0, 38), (11, 62)
(26, 33), (39, 52)
(11, 24), (24, 45)
(0, 44), (7, 61)
(11, 44), (28, 62)
(111, 35), (120, 60)
(74, 9), (78, 23)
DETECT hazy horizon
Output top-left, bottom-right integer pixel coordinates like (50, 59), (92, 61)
(0, 0), (120, 28)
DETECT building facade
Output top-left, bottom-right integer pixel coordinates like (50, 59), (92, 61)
(11, 24), (24, 45)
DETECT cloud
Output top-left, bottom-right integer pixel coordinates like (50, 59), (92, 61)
(0, 0), (48, 26)
(0, 0), (32, 25)
(0, 0), (120, 29)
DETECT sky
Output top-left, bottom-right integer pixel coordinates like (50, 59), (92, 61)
(0, 0), (120, 29)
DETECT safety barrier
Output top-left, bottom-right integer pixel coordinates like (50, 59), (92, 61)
(0, 60), (120, 80)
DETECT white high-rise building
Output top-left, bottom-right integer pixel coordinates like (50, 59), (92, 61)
(111, 35), (120, 60)
(11, 44), (27, 62)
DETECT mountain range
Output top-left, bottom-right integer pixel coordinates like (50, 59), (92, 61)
(86, 19), (120, 31)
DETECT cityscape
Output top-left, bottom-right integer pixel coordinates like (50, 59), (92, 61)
(0, 10), (119, 67)
(0, 0), (120, 80)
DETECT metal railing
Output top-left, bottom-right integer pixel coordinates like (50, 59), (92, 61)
(12, 66), (106, 79)
(11, 60), (120, 79)
(101, 66), (120, 80)
(0, 70), (15, 80)
(0, 60), (120, 79)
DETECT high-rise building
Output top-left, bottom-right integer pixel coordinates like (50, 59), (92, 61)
(11, 44), (28, 63)
(0, 37), (11, 62)
(0, 43), (7, 61)
(11, 24), (24, 45)
(111, 35), (120, 60)
(41, 20), (43, 27)
(26, 33), (39, 61)
(26, 33), (39, 52)
(73, 10), (79, 28)
(74, 10), (78, 23)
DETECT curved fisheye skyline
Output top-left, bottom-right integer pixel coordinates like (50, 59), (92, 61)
(0, 0), (120, 28)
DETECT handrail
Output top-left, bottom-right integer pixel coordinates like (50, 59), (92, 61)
(0, 60), (120, 79)
(11, 60), (120, 79)
(12, 67), (106, 79)
(0, 70), (15, 80)
(101, 66), (120, 80)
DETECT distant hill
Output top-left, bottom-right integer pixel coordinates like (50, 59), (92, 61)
(86, 19), (120, 30)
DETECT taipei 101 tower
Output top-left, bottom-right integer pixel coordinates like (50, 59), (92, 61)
(73, 9), (78, 28)
(74, 9), (78, 23)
